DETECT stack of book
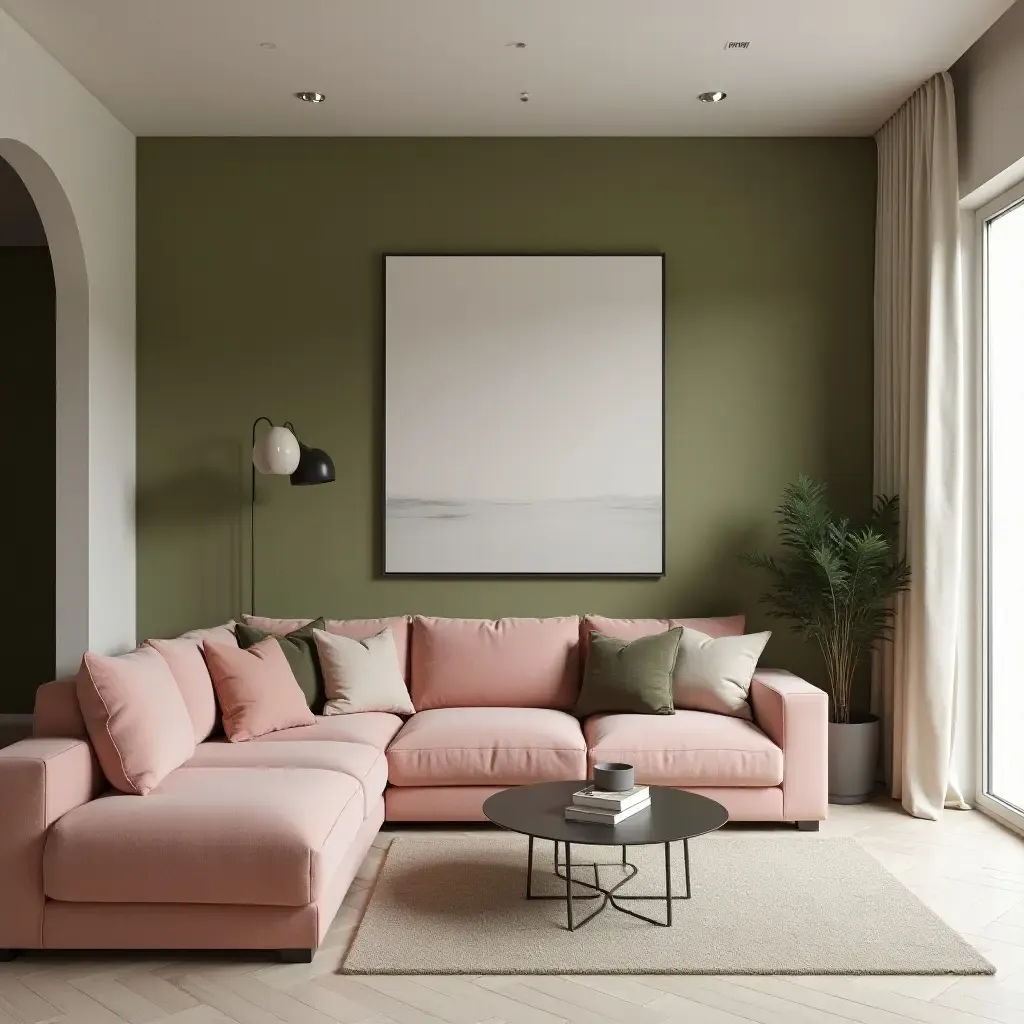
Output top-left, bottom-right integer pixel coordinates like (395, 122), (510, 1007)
(564, 784), (651, 825)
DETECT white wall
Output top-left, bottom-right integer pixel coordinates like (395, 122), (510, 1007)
(952, 0), (1024, 204)
(0, 9), (135, 672)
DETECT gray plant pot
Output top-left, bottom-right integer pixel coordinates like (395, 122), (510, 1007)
(828, 716), (880, 804)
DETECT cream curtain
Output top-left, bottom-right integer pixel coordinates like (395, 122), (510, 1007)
(873, 71), (968, 819)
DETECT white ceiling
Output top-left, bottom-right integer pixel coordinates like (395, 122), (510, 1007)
(0, 0), (1014, 137)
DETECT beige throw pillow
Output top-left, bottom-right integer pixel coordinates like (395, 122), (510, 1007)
(672, 628), (771, 720)
(313, 628), (415, 715)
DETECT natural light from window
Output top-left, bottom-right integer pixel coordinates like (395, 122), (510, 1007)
(988, 196), (1024, 815)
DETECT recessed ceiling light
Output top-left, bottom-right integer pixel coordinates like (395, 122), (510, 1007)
(698, 91), (727, 103)
(259, 41), (277, 50)
(295, 91), (326, 104)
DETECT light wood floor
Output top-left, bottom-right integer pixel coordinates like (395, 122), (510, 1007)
(4, 797), (1024, 1024)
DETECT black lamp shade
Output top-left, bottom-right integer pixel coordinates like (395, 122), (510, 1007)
(290, 442), (335, 485)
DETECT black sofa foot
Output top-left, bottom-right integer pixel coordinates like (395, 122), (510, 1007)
(796, 821), (820, 832)
(278, 949), (314, 964)
(0, 950), (17, 961)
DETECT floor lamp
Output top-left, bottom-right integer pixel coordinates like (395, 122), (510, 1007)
(250, 416), (335, 615)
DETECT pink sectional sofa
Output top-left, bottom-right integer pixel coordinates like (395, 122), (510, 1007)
(0, 614), (827, 960)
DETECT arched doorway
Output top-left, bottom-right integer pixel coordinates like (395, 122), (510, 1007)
(0, 155), (54, 713)
(0, 140), (90, 705)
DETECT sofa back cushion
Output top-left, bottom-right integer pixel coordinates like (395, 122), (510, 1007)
(76, 646), (196, 795)
(582, 614), (746, 655)
(34, 677), (88, 739)
(242, 616), (411, 680)
(179, 622), (238, 646)
(410, 616), (581, 711)
(146, 637), (219, 743)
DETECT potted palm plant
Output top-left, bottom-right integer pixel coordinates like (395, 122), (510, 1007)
(745, 476), (910, 803)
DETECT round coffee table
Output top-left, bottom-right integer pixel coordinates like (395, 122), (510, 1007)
(483, 780), (728, 931)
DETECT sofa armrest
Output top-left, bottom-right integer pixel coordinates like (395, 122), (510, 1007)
(750, 670), (828, 822)
(0, 738), (101, 949)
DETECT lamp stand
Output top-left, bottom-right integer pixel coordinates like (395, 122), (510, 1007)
(250, 415), (273, 616)
(249, 415), (336, 617)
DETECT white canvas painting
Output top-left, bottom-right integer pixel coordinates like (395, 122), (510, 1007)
(384, 254), (664, 575)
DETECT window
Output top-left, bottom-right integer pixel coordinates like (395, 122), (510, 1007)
(980, 181), (1024, 830)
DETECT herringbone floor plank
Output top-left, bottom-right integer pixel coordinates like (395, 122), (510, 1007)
(4, 798), (1024, 1023)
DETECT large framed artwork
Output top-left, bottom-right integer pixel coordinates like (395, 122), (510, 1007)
(383, 253), (664, 576)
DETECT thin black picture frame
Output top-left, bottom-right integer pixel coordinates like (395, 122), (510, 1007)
(380, 251), (666, 579)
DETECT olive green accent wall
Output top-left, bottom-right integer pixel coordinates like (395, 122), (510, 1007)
(137, 138), (875, 682)
(0, 245), (55, 713)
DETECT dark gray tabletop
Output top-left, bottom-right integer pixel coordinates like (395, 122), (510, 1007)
(484, 780), (729, 846)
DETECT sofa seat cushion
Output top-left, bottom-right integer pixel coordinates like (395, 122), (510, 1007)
(251, 712), (404, 751)
(184, 739), (388, 812)
(585, 711), (783, 787)
(44, 767), (363, 907)
(387, 707), (586, 787)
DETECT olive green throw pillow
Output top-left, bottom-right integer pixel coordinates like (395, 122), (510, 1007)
(235, 618), (325, 710)
(576, 628), (682, 717)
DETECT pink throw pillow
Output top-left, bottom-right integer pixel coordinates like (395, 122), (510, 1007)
(146, 637), (219, 743)
(77, 646), (196, 795)
(203, 637), (315, 742)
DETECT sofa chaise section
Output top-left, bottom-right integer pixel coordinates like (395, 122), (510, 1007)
(0, 678), (391, 958)
(0, 747), (385, 956)
(44, 767), (364, 906)
(41, 801), (384, 956)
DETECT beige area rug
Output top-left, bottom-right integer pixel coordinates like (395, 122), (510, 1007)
(342, 834), (994, 976)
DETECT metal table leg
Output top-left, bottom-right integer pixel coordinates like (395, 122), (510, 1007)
(526, 836), (692, 930)
(665, 842), (672, 925)
(565, 842), (574, 930)
(526, 834), (534, 898)
(683, 837), (691, 898)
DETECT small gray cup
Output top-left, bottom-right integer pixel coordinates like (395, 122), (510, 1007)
(592, 762), (635, 792)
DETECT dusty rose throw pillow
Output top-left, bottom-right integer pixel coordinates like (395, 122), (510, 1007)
(203, 637), (315, 742)
(77, 646), (196, 795)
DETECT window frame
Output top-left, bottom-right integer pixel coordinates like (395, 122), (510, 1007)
(975, 177), (1024, 836)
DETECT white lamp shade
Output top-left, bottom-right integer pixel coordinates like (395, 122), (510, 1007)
(253, 425), (300, 475)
